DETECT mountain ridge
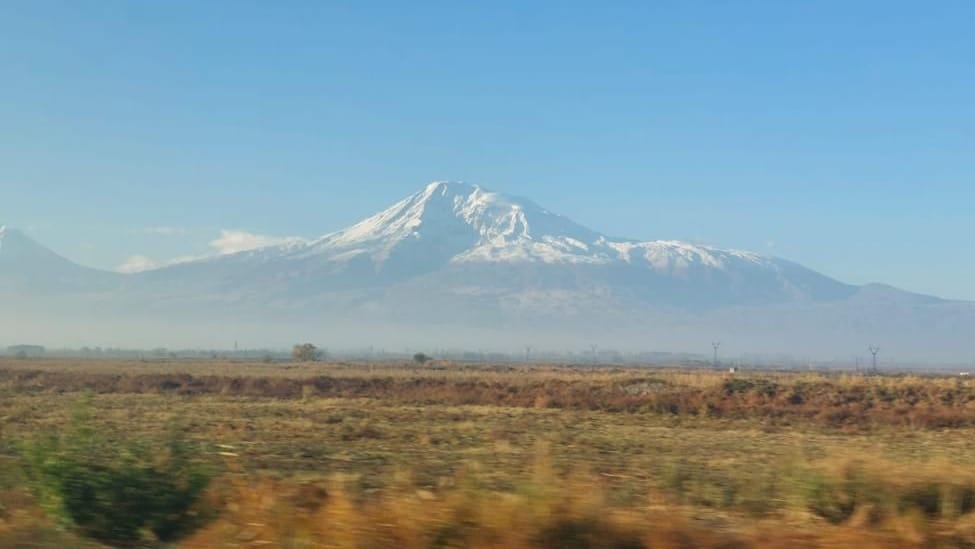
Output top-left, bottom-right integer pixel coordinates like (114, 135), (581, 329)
(0, 225), (122, 293)
(2, 182), (973, 361)
(0, 183), (939, 306)
(123, 181), (857, 307)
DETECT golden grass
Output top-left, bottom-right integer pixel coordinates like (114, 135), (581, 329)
(3, 359), (975, 547)
(176, 450), (975, 548)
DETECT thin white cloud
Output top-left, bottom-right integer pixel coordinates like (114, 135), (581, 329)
(145, 226), (186, 236)
(116, 253), (206, 273)
(169, 254), (207, 265)
(208, 230), (306, 255)
(116, 255), (159, 274)
(116, 229), (306, 274)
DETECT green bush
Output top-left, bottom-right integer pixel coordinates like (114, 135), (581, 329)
(798, 463), (887, 524)
(20, 397), (214, 547)
(537, 518), (645, 549)
(722, 378), (779, 397)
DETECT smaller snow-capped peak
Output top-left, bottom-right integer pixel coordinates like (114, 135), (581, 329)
(0, 225), (25, 255)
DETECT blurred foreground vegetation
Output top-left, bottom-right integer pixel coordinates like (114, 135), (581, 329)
(3, 359), (975, 547)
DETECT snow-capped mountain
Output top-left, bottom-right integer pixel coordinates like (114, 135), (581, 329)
(2, 182), (973, 361)
(148, 181), (855, 307)
(229, 181), (792, 271)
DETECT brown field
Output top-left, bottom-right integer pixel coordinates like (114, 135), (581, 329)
(3, 358), (975, 548)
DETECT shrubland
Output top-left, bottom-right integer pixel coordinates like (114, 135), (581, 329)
(2, 358), (975, 547)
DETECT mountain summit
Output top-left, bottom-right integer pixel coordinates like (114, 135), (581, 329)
(0, 226), (120, 292)
(292, 181), (602, 268)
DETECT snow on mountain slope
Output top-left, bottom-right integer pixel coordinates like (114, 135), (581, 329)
(0, 182), (856, 310)
(292, 181), (799, 276)
(294, 181), (602, 265)
(314, 183), (847, 297)
(227, 181), (785, 273)
(140, 181), (853, 307)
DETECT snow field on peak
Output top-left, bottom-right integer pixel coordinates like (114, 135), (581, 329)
(156, 181), (779, 279)
(223, 181), (779, 277)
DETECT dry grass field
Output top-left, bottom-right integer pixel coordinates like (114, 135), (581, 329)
(3, 358), (975, 547)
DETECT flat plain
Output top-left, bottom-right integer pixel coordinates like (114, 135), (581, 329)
(2, 358), (975, 548)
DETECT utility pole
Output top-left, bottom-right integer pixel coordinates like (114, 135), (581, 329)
(712, 342), (721, 368)
(591, 344), (598, 365)
(868, 345), (880, 374)
(525, 346), (532, 363)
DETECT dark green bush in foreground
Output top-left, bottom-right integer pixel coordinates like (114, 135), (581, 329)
(20, 398), (214, 547)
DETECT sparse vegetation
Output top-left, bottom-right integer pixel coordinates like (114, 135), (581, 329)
(2, 362), (974, 428)
(3, 358), (975, 547)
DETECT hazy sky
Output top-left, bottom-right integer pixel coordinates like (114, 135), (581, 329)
(2, 1), (973, 298)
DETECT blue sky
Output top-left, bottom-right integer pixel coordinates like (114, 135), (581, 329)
(1, 1), (973, 297)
